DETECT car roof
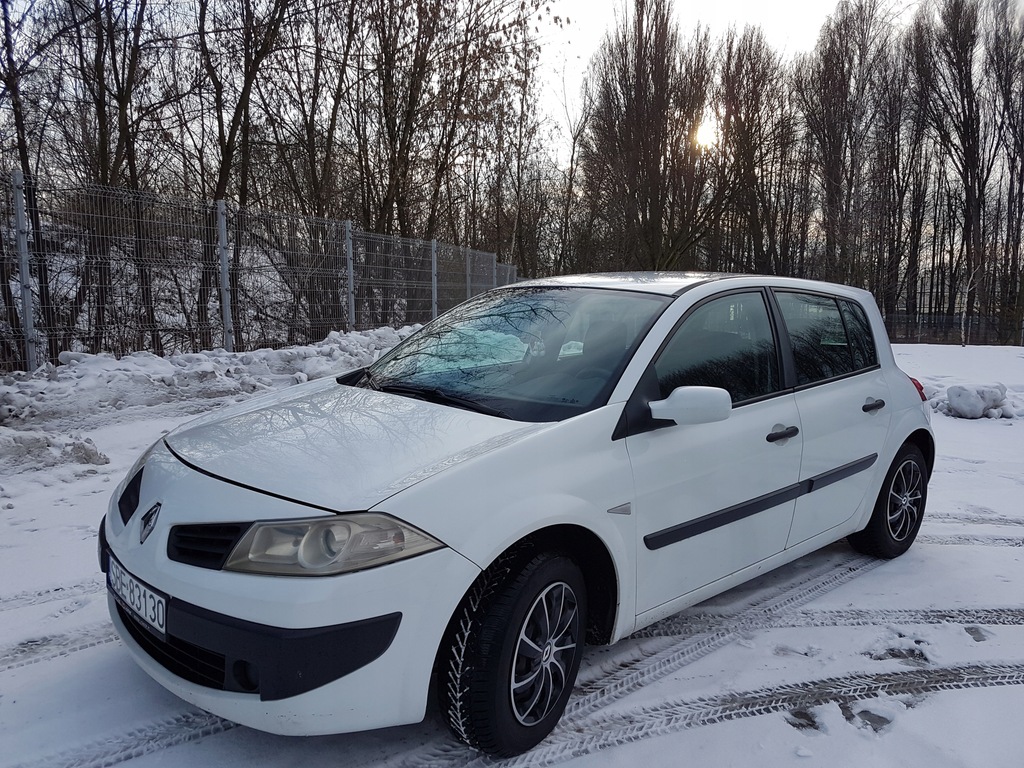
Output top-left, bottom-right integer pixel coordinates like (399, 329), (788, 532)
(508, 272), (873, 301)
(510, 272), (729, 296)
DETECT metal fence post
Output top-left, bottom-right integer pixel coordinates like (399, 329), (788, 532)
(345, 221), (355, 330)
(430, 239), (438, 320)
(216, 200), (234, 352)
(12, 171), (37, 371)
(492, 254), (497, 288)
(465, 246), (471, 300)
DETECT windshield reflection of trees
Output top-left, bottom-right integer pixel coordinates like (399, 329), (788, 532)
(368, 287), (669, 422)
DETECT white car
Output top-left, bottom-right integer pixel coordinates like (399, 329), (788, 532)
(100, 273), (933, 756)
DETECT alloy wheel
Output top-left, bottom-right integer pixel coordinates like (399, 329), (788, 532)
(887, 458), (924, 541)
(509, 581), (580, 727)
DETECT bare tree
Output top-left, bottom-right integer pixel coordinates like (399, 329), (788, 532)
(191, 0), (290, 349)
(913, 0), (1002, 331)
(582, 0), (724, 270)
(718, 26), (799, 275)
(987, 0), (1024, 340)
(866, 23), (930, 319)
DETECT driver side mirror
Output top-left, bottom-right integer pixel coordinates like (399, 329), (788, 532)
(648, 386), (732, 425)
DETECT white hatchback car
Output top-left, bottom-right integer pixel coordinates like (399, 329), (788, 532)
(100, 273), (933, 756)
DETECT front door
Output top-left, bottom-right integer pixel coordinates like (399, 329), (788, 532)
(626, 290), (803, 616)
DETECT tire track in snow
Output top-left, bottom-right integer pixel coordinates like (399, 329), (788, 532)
(918, 533), (1024, 547)
(780, 607), (1024, 628)
(480, 663), (1024, 768)
(566, 555), (884, 721)
(926, 511), (1024, 528)
(0, 623), (118, 672)
(634, 607), (1024, 638)
(0, 578), (104, 612)
(8, 711), (236, 768)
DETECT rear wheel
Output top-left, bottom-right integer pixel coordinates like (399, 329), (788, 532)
(849, 443), (928, 558)
(439, 551), (587, 757)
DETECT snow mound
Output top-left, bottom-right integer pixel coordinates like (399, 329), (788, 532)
(0, 326), (419, 428)
(0, 427), (109, 473)
(931, 382), (1022, 419)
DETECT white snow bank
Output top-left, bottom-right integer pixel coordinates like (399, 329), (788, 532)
(0, 325), (418, 474)
(0, 326), (419, 429)
(0, 428), (109, 470)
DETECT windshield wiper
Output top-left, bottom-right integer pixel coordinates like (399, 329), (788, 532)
(377, 383), (510, 419)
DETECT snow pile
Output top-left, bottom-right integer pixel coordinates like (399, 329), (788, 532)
(0, 325), (418, 473)
(0, 325), (419, 429)
(0, 429), (109, 471)
(919, 379), (1023, 420)
(944, 383), (1020, 419)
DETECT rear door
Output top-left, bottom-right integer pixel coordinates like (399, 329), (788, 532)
(772, 291), (892, 546)
(626, 290), (803, 615)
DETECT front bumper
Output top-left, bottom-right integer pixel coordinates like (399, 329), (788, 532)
(103, 535), (480, 735)
(110, 582), (401, 700)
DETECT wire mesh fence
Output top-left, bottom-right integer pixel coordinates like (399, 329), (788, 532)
(1, 174), (514, 372)
(884, 312), (1020, 346)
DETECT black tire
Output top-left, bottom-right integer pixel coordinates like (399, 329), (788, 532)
(439, 551), (587, 757)
(848, 443), (928, 559)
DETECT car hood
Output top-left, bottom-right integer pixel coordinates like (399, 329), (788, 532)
(163, 378), (546, 512)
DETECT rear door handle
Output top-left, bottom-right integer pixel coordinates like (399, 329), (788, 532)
(862, 399), (886, 413)
(766, 425), (799, 443)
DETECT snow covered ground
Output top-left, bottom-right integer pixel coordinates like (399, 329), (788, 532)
(1, 334), (1022, 768)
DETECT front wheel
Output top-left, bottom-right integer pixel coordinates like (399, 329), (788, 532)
(439, 551), (587, 757)
(848, 443), (928, 558)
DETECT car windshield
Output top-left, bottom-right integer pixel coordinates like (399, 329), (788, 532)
(362, 286), (670, 422)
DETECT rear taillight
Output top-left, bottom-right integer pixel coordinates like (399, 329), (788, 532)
(909, 376), (927, 402)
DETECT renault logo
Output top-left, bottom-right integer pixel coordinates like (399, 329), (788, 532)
(140, 503), (161, 545)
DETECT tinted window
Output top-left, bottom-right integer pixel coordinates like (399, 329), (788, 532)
(654, 292), (780, 403)
(775, 292), (856, 384)
(840, 299), (878, 370)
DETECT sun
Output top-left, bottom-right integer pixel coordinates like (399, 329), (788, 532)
(694, 118), (719, 149)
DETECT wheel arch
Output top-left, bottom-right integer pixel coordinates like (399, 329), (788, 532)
(433, 524), (619, 681)
(514, 524), (618, 645)
(906, 428), (935, 477)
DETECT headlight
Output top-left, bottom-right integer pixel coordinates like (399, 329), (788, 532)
(223, 513), (444, 576)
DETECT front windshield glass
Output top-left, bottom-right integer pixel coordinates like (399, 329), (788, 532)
(364, 286), (670, 422)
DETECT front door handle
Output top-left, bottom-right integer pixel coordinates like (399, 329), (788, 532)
(766, 425), (799, 443)
(862, 399), (886, 413)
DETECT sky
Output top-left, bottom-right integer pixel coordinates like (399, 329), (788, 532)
(534, 0), (902, 117)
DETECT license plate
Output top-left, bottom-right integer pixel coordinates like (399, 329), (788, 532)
(108, 555), (167, 638)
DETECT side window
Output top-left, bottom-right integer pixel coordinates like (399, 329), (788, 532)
(839, 299), (878, 370)
(653, 292), (780, 404)
(775, 292), (855, 384)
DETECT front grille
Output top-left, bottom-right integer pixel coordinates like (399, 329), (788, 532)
(116, 603), (227, 690)
(118, 469), (144, 524)
(167, 523), (250, 570)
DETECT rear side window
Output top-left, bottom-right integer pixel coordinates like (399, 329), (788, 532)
(653, 291), (780, 403)
(775, 291), (876, 384)
(839, 299), (878, 370)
